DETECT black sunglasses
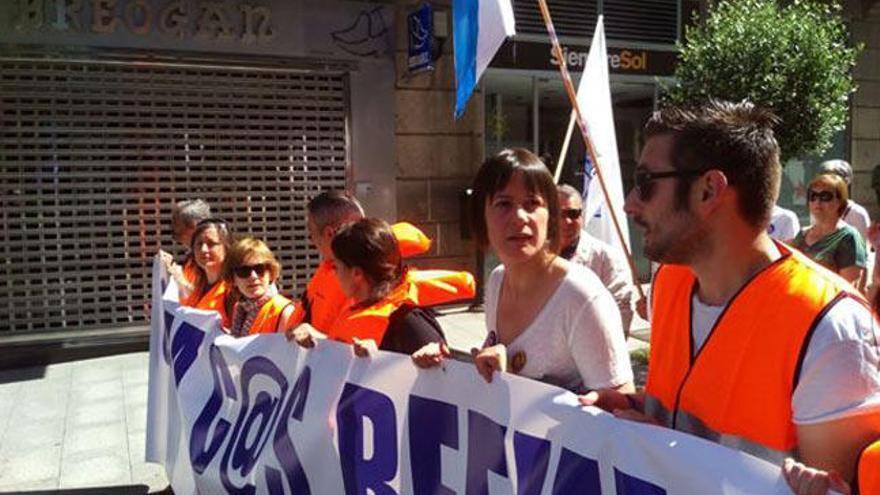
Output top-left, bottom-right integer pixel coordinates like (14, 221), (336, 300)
(233, 263), (269, 279)
(632, 169), (705, 202)
(561, 208), (582, 220)
(807, 190), (837, 203)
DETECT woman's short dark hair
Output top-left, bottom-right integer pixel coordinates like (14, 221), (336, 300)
(331, 218), (403, 304)
(469, 148), (560, 252)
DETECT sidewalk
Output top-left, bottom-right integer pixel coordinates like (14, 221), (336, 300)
(0, 308), (650, 493)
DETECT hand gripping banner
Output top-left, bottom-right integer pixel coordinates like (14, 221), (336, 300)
(145, 257), (792, 494)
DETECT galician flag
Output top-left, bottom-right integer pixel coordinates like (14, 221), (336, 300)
(452, 0), (515, 118)
(579, 16), (630, 252)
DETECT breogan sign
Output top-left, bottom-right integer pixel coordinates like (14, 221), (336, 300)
(12, 0), (274, 44)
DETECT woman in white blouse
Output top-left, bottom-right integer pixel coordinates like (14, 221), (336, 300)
(416, 148), (634, 394)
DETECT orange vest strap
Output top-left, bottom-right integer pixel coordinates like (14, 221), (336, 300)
(182, 280), (232, 328)
(646, 245), (857, 457)
(407, 269), (476, 306)
(392, 222), (432, 258)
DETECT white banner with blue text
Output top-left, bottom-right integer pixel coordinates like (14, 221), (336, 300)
(145, 258), (792, 494)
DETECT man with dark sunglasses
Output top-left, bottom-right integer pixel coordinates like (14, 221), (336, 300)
(580, 100), (880, 495)
(557, 184), (634, 337)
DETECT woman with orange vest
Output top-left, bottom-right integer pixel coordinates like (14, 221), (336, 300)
(224, 237), (302, 336)
(179, 218), (234, 328)
(291, 218), (446, 355)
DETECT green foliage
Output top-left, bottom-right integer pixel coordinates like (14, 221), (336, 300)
(664, 0), (861, 160)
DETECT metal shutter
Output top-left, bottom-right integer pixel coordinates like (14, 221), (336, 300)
(514, 0), (679, 44)
(0, 54), (349, 335)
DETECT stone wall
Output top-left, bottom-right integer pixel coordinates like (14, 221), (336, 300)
(392, 1), (484, 272)
(851, 3), (880, 215)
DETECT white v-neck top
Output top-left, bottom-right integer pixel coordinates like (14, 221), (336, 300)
(485, 262), (633, 392)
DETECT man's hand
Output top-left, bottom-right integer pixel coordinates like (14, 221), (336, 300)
(412, 342), (449, 368)
(472, 344), (507, 383)
(783, 458), (851, 495)
(636, 297), (648, 320)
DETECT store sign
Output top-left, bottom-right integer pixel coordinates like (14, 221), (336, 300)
(491, 40), (678, 76)
(407, 3), (434, 73)
(12, 0), (275, 44)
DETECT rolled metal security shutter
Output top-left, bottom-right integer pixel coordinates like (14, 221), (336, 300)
(0, 54), (349, 335)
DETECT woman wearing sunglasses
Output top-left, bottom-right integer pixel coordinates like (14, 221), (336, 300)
(414, 149), (633, 392)
(180, 218), (235, 327)
(792, 173), (867, 286)
(291, 217), (446, 355)
(224, 237), (301, 336)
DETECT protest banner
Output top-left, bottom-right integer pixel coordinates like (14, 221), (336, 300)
(145, 258), (791, 494)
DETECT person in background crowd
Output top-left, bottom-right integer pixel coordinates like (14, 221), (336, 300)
(792, 173), (866, 287)
(291, 218), (446, 355)
(767, 203), (800, 243)
(819, 159), (870, 241)
(159, 199), (212, 293)
(557, 184), (635, 337)
(300, 191), (366, 332)
(580, 100), (880, 495)
(871, 163), (880, 207)
(418, 148), (633, 393)
(180, 218), (234, 327)
(224, 237), (301, 336)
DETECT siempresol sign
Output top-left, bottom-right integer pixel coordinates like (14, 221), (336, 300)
(491, 40), (678, 77)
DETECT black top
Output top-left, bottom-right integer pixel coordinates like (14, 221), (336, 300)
(380, 304), (446, 354)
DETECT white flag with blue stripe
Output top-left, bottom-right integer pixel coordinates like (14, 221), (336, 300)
(453, 0), (515, 118)
(580, 16), (630, 252)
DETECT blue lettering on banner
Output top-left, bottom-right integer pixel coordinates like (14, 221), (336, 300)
(466, 410), (508, 495)
(190, 345), (237, 474)
(171, 321), (205, 385)
(162, 311), (175, 365)
(220, 357), (290, 495)
(337, 383), (398, 495)
(614, 468), (666, 495)
(265, 366), (312, 495)
(513, 432), (551, 495)
(552, 447), (601, 494)
(409, 395), (458, 495)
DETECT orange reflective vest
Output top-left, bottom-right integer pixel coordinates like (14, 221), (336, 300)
(406, 269), (475, 306)
(645, 245), (859, 464)
(181, 280), (232, 328)
(182, 257), (199, 286)
(303, 260), (348, 332)
(859, 440), (880, 495)
(392, 222), (432, 258)
(327, 279), (420, 344)
(241, 294), (301, 335)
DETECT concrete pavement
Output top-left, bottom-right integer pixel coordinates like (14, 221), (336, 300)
(0, 307), (649, 494)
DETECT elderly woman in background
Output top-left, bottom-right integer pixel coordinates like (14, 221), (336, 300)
(291, 217), (446, 355)
(180, 218), (234, 327)
(793, 173), (866, 287)
(224, 237), (301, 336)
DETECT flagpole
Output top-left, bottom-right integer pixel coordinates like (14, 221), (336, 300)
(553, 111), (576, 183)
(536, 0), (645, 302)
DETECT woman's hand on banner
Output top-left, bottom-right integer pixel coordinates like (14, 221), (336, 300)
(472, 344), (507, 383)
(782, 458), (851, 495)
(288, 323), (320, 348)
(352, 338), (378, 357)
(411, 342), (449, 368)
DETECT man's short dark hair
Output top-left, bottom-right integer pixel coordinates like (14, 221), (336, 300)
(307, 190), (364, 230)
(469, 148), (560, 252)
(644, 99), (781, 229)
